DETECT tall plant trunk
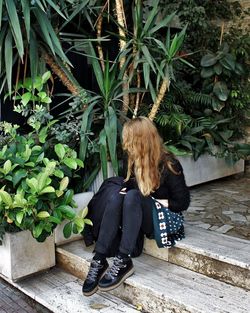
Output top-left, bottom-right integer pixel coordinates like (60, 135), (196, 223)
(148, 78), (170, 121)
(43, 52), (80, 96)
(96, 15), (105, 72)
(133, 70), (141, 117)
(115, 0), (130, 115)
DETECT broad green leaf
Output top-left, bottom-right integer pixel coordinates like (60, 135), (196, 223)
(38, 172), (49, 191)
(55, 143), (65, 160)
(54, 169), (64, 179)
(16, 211), (24, 224)
(40, 186), (55, 194)
(201, 67), (215, 79)
(48, 216), (61, 224)
(5, 0), (24, 58)
(81, 206), (88, 219)
(21, 92), (32, 106)
(213, 81), (230, 102)
(84, 218), (93, 226)
(213, 63), (222, 75)
(74, 217), (85, 229)
(63, 158), (77, 170)
(13, 169), (27, 187)
(201, 53), (218, 67)
(37, 211), (50, 219)
(45, 161), (56, 175)
(38, 126), (48, 143)
(63, 189), (74, 205)
(0, 189), (13, 207)
(75, 159), (84, 168)
(42, 71), (51, 83)
(57, 205), (76, 219)
(33, 223), (43, 238)
(37, 91), (47, 99)
(220, 53), (236, 71)
(26, 177), (39, 192)
(56, 190), (64, 197)
(63, 222), (72, 239)
(13, 193), (27, 208)
(3, 160), (12, 174)
(59, 177), (69, 191)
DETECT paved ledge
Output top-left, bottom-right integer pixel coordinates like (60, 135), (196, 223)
(144, 224), (250, 290)
(56, 241), (250, 313)
(1, 268), (139, 313)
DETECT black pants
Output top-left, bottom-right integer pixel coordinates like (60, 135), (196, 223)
(95, 188), (153, 256)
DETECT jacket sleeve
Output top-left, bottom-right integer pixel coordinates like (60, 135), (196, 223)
(164, 160), (190, 213)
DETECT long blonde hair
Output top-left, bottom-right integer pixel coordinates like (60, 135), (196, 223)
(122, 116), (169, 196)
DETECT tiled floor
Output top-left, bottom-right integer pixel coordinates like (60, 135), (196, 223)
(185, 174), (250, 240)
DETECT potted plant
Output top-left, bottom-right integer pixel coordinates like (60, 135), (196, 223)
(0, 120), (92, 281)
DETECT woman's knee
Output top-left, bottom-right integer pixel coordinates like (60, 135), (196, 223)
(124, 189), (141, 206)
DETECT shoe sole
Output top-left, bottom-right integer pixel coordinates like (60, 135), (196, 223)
(82, 285), (98, 297)
(98, 267), (135, 292)
(82, 266), (108, 297)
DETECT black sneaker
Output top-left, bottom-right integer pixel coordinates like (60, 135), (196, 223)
(98, 256), (134, 291)
(82, 259), (108, 296)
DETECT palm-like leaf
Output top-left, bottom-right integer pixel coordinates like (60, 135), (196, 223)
(0, 0), (72, 94)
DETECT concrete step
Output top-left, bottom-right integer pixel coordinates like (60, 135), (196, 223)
(143, 224), (250, 290)
(0, 268), (139, 313)
(56, 241), (250, 313)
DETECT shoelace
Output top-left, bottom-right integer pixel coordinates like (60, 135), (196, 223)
(86, 260), (104, 282)
(105, 257), (126, 278)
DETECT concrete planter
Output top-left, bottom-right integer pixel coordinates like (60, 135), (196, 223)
(178, 154), (244, 187)
(55, 191), (94, 246)
(0, 231), (55, 281)
(89, 156), (244, 189)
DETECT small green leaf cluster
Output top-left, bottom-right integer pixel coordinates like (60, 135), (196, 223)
(200, 43), (245, 111)
(0, 123), (88, 244)
(11, 71), (53, 129)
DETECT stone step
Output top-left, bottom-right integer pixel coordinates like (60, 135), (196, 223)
(0, 268), (139, 313)
(56, 241), (250, 313)
(143, 224), (250, 290)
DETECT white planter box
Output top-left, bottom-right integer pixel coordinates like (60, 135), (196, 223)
(178, 155), (244, 187)
(55, 191), (94, 246)
(0, 231), (55, 281)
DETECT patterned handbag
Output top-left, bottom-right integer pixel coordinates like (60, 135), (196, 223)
(151, 197), (185, 248)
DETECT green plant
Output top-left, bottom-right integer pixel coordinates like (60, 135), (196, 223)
(0, 121), (92, 244)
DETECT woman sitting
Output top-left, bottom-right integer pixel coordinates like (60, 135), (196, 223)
(82, 116), (190, 296)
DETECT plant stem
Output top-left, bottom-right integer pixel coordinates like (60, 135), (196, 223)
(115, 0), (130, 115)
(43, 52), (79, 96)
(133, 70), (141, 118)
(148, 78), (170, 121)
(96, 13), (105, 72)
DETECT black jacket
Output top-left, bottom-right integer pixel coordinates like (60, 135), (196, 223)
(123, 157), (190, 213)
(84, 157), (190, 256)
